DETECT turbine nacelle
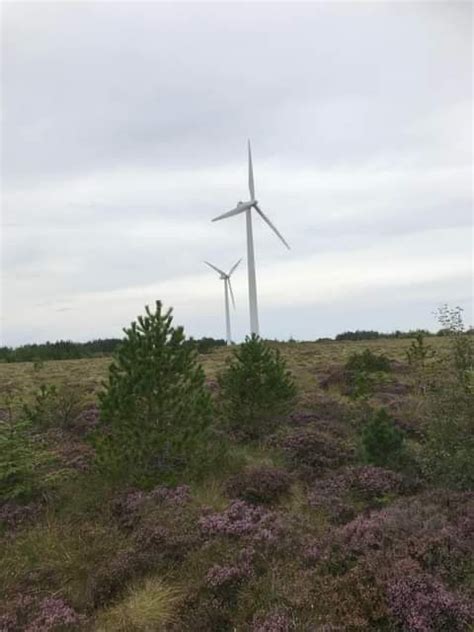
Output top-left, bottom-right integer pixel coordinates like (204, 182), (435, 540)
(236, 200), (255, 211)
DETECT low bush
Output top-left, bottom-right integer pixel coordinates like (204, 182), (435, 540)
(225, 465), (292, 505)
(23, 383), (88, 430)
(308, 465), (413, 523)
(343, 349), (392, 399)
(205, 560), (253, 598)
(387, 561), (473, 631)
(328, 491), (473, 584)
(345, 349), (392, 374)
(420, 306), (474, 490)
(406, 332), (435, 369)
(0, 595), (84, 632)
(251, 610), (293, 631)
(280, 425), (354, 478)
(0, 406), (56, 502)
(218, 335), (296, 440)
(199, 499), (283, 546)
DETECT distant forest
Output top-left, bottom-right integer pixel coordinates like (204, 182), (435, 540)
(1, 327), (470, 363)
(0, 337), (227, 363)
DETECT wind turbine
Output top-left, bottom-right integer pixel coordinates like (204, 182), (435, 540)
(212, 141), (289, 336)
(204, 258), (242, 345)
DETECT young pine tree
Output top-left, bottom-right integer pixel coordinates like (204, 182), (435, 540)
(94, 301), (213, 485)
(0, 387), (52, 501)
(361, 408), (405, 469)
(218, 335), (296, 440)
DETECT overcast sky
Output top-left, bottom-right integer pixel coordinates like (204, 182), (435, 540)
(1, 1), (472, 346)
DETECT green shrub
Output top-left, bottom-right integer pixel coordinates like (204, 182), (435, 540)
(218, 335), (296, 440)
(435, 305), (473, 389)
(93, 301), (214, 485)
(344, 349), (392, 400)
(421, 385), (473, 490)
(23, 382), (87, 429)
(0, 387), (54, 501)
(421, 306), (473, 490)
(345, 349), (391, 374)
(23, 384), (59, 428)
(0, 416), (39, 501)
(406, 333), (435, 369)
(361, 408), (405, 468)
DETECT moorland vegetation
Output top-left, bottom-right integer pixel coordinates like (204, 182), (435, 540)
(0, 303), (472, 630)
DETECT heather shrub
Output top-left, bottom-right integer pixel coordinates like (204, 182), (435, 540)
(133, 513), (202, 565)
(251, 610), (293, 631)
(205, 558), (253, 601)
(72, 404), (100, 435)
(111, 484), (191, 531)
(387, 562), (473, 631)
(0, 500), (41, 533)
(94, 301), (215, 485)
(199, 499), (283, 546)
(24, 597), (84, 632)
(225, 465), (292, 505)
(328, 492), (473, 586)
(171, 593), (233, 631)
(0, 594), (84, 632)
(305, 563), (391, 629)
(361, 408), (406, 468)
(108, 484), (202, 570)
(218, 335), (296, 440)
(280, 425), (354, 479)
(95, 577), (181, 631)
(308, 465), (411, 523)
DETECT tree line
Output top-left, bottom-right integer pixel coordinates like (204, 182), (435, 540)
(0, 336), (227, 363)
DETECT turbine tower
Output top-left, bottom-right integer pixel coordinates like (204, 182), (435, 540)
(212, 141), (289, 336)
(204, 258), (242, 345)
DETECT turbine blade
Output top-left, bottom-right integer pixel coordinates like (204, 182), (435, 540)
(228, 257), (242, 276)
(248, 139), (255, 201)
(228, 277), (236, 309)
(254, 204), (290, 250)
(212, 205), (246, 222)
(204, 261), (226, 276)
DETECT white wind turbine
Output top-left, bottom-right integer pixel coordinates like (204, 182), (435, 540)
(204, 258), (242, 345)
(212, 141), (289, 336)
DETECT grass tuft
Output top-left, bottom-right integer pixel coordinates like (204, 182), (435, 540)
(94, 576), (181, 631)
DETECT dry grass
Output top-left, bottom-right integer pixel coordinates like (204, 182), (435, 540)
(94, 576), (181, 631)
(0, 337), (449, 407)
(0, 515), (128, 609)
